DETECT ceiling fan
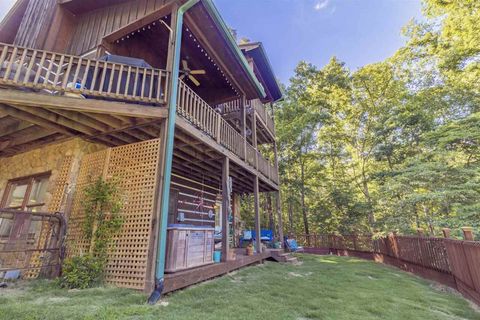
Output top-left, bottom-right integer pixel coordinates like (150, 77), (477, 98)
(180, 59), (206, 87)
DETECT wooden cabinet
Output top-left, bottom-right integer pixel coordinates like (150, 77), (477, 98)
(165, 225), (214, 273)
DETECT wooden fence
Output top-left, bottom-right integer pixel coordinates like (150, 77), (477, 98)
(296, 233), (480, 305)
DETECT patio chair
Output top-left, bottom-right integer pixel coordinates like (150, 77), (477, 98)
(239, 230), (253, 247)
(284, 237), (304, 253)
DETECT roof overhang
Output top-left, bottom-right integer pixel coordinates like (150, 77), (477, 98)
(200, 0), (266, 99)
(58, 0), (132, 14)
(0, 0), (30, 44)
(240, 42), (283, 102)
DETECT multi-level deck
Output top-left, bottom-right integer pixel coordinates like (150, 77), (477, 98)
(0, 43), (278, 189)
(0, 0), (285, 294)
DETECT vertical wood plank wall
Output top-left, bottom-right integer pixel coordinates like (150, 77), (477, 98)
(170, 174), (219, 227)
(66, 139), (161, 290)
(14, 0), (57, 49)
(68, 0), (174, 55)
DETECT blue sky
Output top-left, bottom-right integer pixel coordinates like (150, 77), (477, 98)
(1, 0), (424, 85)
(214, 0), (424, 84)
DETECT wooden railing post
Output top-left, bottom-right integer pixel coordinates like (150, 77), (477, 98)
(216, 113), (221, 143)
(462, 227), (474, 241)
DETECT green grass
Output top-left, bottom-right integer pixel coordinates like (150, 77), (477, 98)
(1, 255), (478, 320)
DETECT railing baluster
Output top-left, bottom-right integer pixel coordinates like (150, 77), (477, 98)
(23, 49), (37, 85)
(53, 54), (65, 89)
(0, 45), (9, 72)
(13, 48), (28, 83)
(44, 53), (56, 89)
(33, 51), (47, 86)
(107, 63), (116, 96)
(3, 46), (18, 82)
(62, 56), (74, 89)
(97, 61), (108, 94)
(125, 66), (132, 98)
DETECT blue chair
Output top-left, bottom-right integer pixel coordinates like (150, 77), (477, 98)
(285, 238), (304, 252)
(239, 230), (253, 247)
(240, 229), (275, 247)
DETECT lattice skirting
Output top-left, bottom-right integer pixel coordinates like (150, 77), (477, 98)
(66, 139), (161, 290)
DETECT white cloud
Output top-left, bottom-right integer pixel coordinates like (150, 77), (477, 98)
(314, 0), (329, 11)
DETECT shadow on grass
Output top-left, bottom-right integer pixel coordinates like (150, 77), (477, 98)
(0, 254), (479, 320)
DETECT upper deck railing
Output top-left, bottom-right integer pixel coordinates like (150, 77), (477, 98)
(177, 80), (278, 184)
(215, 98), (276, 135)
(0, 43), (278, 185)
(0, 43), (169, 104)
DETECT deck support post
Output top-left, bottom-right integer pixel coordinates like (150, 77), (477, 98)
(254, 175), (261, 253)
(221, 156), (230, 261)
(252, 112), (258, 168)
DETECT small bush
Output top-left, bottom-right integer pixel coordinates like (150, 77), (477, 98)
(59, 255), (103, 289)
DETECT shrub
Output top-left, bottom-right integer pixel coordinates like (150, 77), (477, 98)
(58, 255), (103, 289)
(59, 177), (123, 289)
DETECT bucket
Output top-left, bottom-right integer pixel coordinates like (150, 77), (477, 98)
(213, 251), (221, 263)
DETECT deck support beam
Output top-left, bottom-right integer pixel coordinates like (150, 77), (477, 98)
(254, 175), (261, 253)
(221, 156), (230, 261)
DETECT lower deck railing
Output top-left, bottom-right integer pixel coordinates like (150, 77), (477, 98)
(177, 80), (279, 184)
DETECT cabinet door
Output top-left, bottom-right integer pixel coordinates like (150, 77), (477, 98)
(186, 230), (206, 268)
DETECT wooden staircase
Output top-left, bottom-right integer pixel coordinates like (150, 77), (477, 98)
(270, 250), (299, 264)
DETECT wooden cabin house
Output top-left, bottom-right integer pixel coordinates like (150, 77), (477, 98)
(0, 0), (284, 295)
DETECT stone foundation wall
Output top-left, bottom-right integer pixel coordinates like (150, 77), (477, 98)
(0, 138), (105, 210)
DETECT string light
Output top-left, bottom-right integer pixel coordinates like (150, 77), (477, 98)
(114, 17), (240, 96)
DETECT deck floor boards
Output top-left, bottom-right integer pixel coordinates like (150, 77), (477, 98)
(163, 249), (273, 293)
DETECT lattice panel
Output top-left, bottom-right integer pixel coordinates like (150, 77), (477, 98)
(24, 156), (74, 279)
(65, 140), (161, 290)
(66, 150), (108, 257)
(103, 139), (160, 290)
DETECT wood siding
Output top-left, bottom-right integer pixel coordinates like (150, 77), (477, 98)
(170, 174), (219, 227)
(14, 0), (57, 49)
(68, 0), (173, 55)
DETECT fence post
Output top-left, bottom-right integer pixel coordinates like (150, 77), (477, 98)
(462, 227), (474, 241)
(442, 228), (451, 239)
(417, 228), (425, 237)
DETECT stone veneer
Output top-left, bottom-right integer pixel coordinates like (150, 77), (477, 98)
(0, 138), (105, 209)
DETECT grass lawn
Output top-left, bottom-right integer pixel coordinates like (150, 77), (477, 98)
(0, 254), (478, 320)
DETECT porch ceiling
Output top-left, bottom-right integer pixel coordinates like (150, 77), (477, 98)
(184, 3), (265, 101)
(173, 126), (276, 194)
(0, 90), (167, 158)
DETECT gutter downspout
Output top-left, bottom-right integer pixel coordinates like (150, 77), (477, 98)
(148, 0), (200, 305)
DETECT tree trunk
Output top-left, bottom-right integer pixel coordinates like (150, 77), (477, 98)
(300, 158), (310, 237)
(288, 201), (294, 236)
(266, 193), (275, 237)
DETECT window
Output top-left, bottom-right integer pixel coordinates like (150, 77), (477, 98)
(0, 173), (50, 238)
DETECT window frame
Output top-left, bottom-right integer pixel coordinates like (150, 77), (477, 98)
(0, 172), (51, 212)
